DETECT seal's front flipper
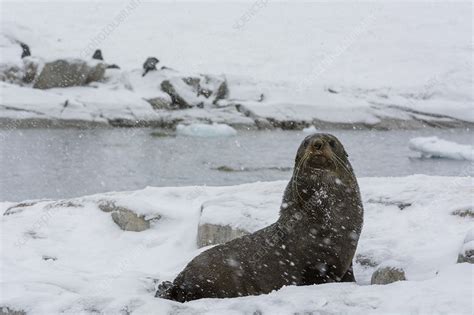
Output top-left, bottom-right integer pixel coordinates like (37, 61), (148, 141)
(340, 264), (356, 282)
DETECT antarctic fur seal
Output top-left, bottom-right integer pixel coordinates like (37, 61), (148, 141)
(157, 133), (364, 302)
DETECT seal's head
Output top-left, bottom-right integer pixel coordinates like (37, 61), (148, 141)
(295, 133), (352, 178)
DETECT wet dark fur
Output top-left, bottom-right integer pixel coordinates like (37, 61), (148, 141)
(158, 133), (364, 302)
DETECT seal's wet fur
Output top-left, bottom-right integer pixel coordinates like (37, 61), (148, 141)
(157, 133), (363, 302)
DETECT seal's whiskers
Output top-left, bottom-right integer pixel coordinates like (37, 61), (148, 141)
(332, 154), (351, 177)
(292, 151), (310, 202)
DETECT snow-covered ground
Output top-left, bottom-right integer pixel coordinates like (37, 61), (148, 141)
(0, 2), (472, 128)
(409, 136), (473, 161)
(1, 175), (473, 314)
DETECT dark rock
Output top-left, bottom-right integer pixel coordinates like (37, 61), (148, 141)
(4, 201), (39, 216)
(197, 223), (250, 247)
(111, 209), (150, 232)
(146, 96), (172, 110)
(44, 200), (82, 209)
(371, 265), (406, 285)
(214, 165), (236, 172)
(33, 59), (106, 89)
(452, 207), (474, 218)
(150, 130), (173, 137)
(457, 248), (474, 264)
(106, 64), (120, 69)
(98, 200), (160, 232)
(266, 118), (310, 130)
(142, 57), (159, 77)
(22, 58), (38, 83)
(0, 306), (26, 315)
(355, 253), (378, 267)
(199, 88), (212, 98)
(20, 42), (31, 58)
(160, 80), (192, 109)
(457, 228), (474, 264)
(92, 49), (103, 60)
(0, 58), (39, 85)
(85, 62), (107, 84)
(366, 199), (412, 210)
(183, 77), (200, 90)
(213, 80), (229, 104)
(254, 118), (274, 130)
(0, 65), (22, 84)
(42, 255), (57, 261)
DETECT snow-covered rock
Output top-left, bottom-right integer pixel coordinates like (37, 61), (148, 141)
(160, 79), (195, 109)
(0, 57), (40, 85)
(409, 136), (473, 161)
(196, 223), (249, 248)
(97, 200), (160, 232)
(33, 59), (106, 89)
(176, 123), (237, 137)
(457, 228), (474, 264)
(451, 206), (474, 218)
(371, 262), (406, 285)
(0, 307), (26, 315)
(145, 95), (172, 111)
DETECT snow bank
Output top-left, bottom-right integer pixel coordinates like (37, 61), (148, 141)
(1, 175), (473, 314)
(409, 136), (473, 161)
(176, 123), (237, 137)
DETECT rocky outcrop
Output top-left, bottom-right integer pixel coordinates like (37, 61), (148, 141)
(98, 200), (160, 232)
(451, 206), (474, 218)
(111, 209), (150, 232)
(160, 80), (193, 109)
(33, 59), (106, 89)
(457, 228), (474, 264)
(159, 74), (229, 110)
(0, 306), (26, 315)
(197, 223), (250, 248)
(371, 264), (406, 285)
(0, 57), (40, 85)
(355, 253), (379, 267)
(145, 95), (173, 110)
(22, 58), (39, 83)
(212, 79), (229, 104)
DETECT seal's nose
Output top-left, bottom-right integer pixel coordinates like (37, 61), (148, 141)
(313, 139), (324, 150)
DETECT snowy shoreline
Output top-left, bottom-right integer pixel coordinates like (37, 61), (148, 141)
(1, 175), (473, 314)
(1, 107), (472, 131)
(2, 1), (473, 131)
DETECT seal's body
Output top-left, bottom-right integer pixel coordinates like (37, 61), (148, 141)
(158, 133), (363, 302)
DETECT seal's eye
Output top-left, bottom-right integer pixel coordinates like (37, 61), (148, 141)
(329, 139), (336, 148)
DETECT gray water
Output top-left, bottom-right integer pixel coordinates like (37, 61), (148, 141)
(1, 128), (472, 202)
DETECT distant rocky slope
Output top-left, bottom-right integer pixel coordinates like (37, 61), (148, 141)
(0, 52), (472, 130)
